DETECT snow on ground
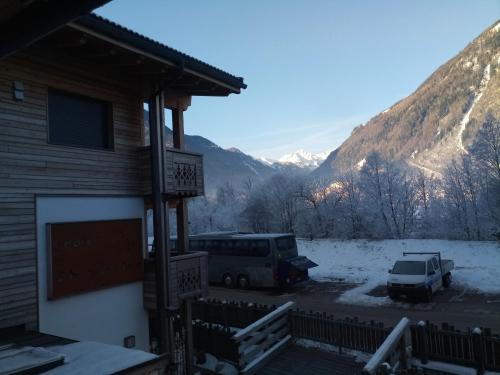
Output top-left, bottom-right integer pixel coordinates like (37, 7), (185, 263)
(298, 239), (500, 306)
(295, 338), (371, 364)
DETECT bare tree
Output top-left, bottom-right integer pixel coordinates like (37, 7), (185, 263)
(360, 152), (392, 237)
(338, 171), (363, 238)
(443, 160), (471, 239)
(473, 113), (500, 179)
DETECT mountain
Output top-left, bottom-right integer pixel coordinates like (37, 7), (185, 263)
(315, 20), (500, 178)
(278, 149), (329, 169)
(191, 142), (276, 193)
(258, 149), (329, 172)
(144, 112), (329, 193)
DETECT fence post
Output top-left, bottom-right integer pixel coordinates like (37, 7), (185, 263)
(417, 321), (429, 365)
(472, 327), (485, 375)
(399, 336), (407, 370)
(380, 362), (390, 375)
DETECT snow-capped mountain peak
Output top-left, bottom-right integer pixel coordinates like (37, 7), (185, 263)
(258, 157), (277, 166)
(278, 149), (329, 169)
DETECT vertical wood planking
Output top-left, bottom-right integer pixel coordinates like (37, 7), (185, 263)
(0, 50), (144, 330)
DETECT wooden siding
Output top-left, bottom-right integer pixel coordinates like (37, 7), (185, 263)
(0, 49), (145, 330)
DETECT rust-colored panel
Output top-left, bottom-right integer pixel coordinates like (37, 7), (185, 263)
(47, 218), (143, 300)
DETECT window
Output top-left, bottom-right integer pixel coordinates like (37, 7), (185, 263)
(48, 89), (113, 149)
(276, 236), (296, 252)
(427, 261), (435, 275)
(234, 239), (270, 257)
(392, 261), (426, 275)
(431, 257), (439, 270)
(190, 240), (205, 252)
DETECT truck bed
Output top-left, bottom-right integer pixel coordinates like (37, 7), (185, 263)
(441, 259), (454, 274)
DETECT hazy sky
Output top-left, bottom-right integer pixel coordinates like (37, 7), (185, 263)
(97, 1), (499, 159)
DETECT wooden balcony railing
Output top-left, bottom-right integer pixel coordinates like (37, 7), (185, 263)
(143, 251), (209, 310)
(139, 146), (204, 197)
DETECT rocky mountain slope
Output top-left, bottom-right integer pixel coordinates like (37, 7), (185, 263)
(315, 20), (500, 178)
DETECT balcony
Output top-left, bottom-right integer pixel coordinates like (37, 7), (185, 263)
(139, 146), (204, 197)
(143, 251), (209, 310)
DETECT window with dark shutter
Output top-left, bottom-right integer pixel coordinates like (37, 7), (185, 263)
(48, 89), (113, 150)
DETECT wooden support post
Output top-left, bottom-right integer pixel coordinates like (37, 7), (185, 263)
(176, 199), (189, 253)
(418, 321), (429, 364)
(398, 336), (407, 370)
(473, 328), (485, 375)
(172, 108), (185, 150)
(149, 90), (172, 355)
(172, 103), (193, 375)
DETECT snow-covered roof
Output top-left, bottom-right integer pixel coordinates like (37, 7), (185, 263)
(32, 342), (158, 375)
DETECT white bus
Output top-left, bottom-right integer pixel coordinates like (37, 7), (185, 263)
(171, 232), (317, 289)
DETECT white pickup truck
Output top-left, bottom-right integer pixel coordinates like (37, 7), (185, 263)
(387, 252), (454, 302)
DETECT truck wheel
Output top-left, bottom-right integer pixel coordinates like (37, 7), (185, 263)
(222, 274), (234, 288)
(237, 275), (250, 289)
(424, 287), (433, 302)
(443, 273), (452, 288)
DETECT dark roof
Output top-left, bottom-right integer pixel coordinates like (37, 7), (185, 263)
(73, 14), (246, 92)
(0, 0), (111, 60)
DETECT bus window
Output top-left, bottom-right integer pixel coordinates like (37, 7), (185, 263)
(232, 239), (265, 257)
(205, 240), (218, 254)
(275, 236), (297, 259)
(190, 240), (201, 252)
(254, 240), (270, 257)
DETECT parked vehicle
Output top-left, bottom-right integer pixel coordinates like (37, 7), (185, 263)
(387, 252), (454, 302)
(172, 232), (317, 289)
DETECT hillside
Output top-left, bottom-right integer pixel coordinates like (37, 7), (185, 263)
(315, 20), (500, 177)
(143, 111), (279, 194)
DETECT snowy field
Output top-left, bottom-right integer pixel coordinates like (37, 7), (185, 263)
(298, 239), (500, 306)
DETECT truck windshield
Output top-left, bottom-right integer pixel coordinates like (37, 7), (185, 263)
(392, 261), (426, 275)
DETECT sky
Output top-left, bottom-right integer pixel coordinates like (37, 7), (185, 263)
(96, 1), (500, 160)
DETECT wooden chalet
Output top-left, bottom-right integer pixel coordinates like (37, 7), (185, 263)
(0, 1), (246, 373)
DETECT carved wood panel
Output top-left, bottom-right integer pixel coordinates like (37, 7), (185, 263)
(46, 218), (143, 300)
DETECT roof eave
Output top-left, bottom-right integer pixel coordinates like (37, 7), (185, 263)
(70, 14), (246, 95)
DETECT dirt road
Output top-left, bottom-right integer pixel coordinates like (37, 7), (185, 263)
(209, 280), (500, 332)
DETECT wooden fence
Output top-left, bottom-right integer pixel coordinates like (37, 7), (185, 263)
(192, 322), (239, 364)
(233, 302), (294, 374)
(192, 299), (271, 329)
(362, 317), (410, 375)
(193, 299), (390, 356)
(411, 321), (500, 373)
(290, 310), (390, 354)
(193, 299), (500, 374)
(192, 301), (294, 375)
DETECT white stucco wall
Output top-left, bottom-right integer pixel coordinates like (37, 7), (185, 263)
(36, 196), (149, 350)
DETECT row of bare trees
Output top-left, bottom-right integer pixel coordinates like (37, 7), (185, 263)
(189, 114), (500, 240)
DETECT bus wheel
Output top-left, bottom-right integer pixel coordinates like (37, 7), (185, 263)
(223, 274), (234, 288)
(237, 275), (250, 289)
